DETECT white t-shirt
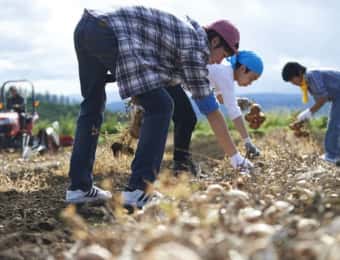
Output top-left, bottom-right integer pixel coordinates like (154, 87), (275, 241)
(207, 64), (242, 120)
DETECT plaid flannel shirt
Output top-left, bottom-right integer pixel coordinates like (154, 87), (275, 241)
(87, 6), (211, 99)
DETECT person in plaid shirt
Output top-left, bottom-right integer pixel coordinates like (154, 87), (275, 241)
(66, 6), (248, 209)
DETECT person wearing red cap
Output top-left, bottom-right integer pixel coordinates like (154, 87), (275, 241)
(66, 6), (243, 209)
(164, 19), (241, 177)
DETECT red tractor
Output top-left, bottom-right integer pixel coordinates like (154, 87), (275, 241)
(0, 80), (39, 155)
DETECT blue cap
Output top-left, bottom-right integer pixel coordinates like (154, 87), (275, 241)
(228, 50), (264, 75)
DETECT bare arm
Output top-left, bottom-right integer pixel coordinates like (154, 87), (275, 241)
(206, 109), (237, 156)
(310, 96), (329, 114)
(216, 93), (249, 139)
(232, 116), (249, 139)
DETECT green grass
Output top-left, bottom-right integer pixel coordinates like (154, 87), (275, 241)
(192, 112), (328, 140)
(33, 100), (329, 141)
(32, 102), (126, 136)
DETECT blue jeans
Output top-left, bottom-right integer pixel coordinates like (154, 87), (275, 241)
(129, 88), (174, 190)
(70, 10), (174, 192)
(69, 11), (118, 191)
(165, 85), (197, 162)
(324, 98), (340, 159)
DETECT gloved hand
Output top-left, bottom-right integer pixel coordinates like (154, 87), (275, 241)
(230, 152), (254, 170)
(244, 137), (260, 157)
(297, 108), (312, 122)
(237, 97), (252, 111)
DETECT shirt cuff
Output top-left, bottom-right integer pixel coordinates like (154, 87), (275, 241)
(229, 109), (242, 120)
(194, 92), (219, 115)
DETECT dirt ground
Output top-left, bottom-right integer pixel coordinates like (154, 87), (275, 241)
(0, 129), (340, 259)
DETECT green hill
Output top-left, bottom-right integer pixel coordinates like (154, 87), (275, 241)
(37, 102), (80, 122)
(33, 101), (126, 136)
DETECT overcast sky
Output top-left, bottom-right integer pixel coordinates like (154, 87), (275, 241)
(1, 0), (339, 101)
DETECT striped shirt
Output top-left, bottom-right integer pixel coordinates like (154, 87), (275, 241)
(87, 6), (211, 99)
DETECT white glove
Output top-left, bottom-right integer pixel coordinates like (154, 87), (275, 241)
(244, 137), (260, 157)
(297, 109), (312, 122)
(230, 152), (254, 169)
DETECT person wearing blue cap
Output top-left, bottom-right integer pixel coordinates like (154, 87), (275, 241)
(208, 50), (264, 167)
(169, 50), (264, 176)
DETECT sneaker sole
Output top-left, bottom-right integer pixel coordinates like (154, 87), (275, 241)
(321, 158), (338, 165)
(65, 198), (108, 206)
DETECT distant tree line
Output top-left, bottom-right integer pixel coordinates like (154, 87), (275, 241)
(29, 92), (124, 136)
(35, 91), (78, 105)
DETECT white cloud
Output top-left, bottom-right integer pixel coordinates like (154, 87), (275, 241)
(0, 59), (16, 70)
(272, 56), (322, 73)
(1, 0), (340, 100)
(30, 79), (77, 95)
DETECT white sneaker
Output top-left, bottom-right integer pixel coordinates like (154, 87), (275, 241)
(122, 189), (162, 210)
(66, 186), (112, 204)
(320, 154), (338, 164)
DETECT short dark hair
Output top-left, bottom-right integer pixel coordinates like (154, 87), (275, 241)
(206, 29), (236, 55)
(234, 62), (250, 73)
(281, 62), (306, 81)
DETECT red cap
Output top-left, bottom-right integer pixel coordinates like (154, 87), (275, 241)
(205, 20), (240, 53)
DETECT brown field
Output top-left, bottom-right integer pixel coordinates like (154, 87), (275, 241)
(1, 129), (340, 259)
